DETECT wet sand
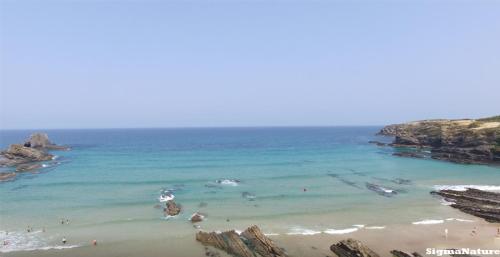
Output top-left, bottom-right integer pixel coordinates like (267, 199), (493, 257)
(4, 220), (500, 257)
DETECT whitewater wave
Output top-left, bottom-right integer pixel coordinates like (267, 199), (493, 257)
(216, 179), (240, 186)
(286, 227), (321, 235)
(433, 185), (500, 192)
(412, 219), (444, 225)
(0, 230), (79, 253)
(324, 228), (359, 234)
(365, 226), (386, 230)
(445, 218), (475, 223)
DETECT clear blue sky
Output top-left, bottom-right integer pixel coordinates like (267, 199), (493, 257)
(1, 0), (499, 129)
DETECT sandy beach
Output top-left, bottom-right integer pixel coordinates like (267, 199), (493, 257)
(4, 219), (500, 257)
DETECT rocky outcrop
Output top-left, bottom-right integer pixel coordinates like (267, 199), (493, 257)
(329, 239), (424, 257)
(1, 144), (53, 165)
(240, 226), (287, 257)
(431, 188), (500, 223)
(196, 225), (288, 257)
(0, 133), (68, 181)
(0, 172), (16, 182)
(16, 163), (43, 172)
(164, 200), (181, 216)
(368, 141), (386, 147)
(24, 133), (69, 150)
(390, 250), (423, 257)
(378, 116), (500, 164)
(330, 239), (380, 257)
(190, 212), (204, 223)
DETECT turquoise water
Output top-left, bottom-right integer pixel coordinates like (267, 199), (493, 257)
(1, 127), (499, 252)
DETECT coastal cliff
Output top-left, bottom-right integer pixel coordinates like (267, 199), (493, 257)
(378, 116), (500, 164)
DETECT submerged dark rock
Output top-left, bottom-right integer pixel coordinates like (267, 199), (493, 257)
(366, 183), (397, 197)
(378, 116), (500, 164)
(368, 141), (386, 147)
(330, 238), (380, 257)
(242, 192), (257, 201)
(16, 163), (43, 172)
(431, 188), (500, 223)
(196, 225), (288, 257)
(0, 172), (16, 182)
(392, 152), (425, 159)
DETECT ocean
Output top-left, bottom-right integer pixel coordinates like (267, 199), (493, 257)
(1, 127), (499, 253)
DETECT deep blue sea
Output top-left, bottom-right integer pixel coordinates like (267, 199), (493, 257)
(1, 127), (499, 252)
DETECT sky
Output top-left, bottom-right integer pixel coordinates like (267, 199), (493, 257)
(0, 0), (499, 129)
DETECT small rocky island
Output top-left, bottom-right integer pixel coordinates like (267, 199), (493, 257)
(378, 115), (500, 164)
(0, 133), (69, 181)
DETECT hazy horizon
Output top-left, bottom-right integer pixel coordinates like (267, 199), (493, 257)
(1, 0), (499, 129)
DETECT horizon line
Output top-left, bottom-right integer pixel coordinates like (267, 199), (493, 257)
(0, 124), (386, 131)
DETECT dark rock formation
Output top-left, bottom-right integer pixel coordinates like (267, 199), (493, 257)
(431, 188), (500, 222)
(25, 133), (69, 150)
(16, 163), (43, 172)
(391, 178), (412, 185)
(0, 172), (16, 182)
(330, 238), (380, 257)
(0, 133), (69, 181)
(390, 250), (423, 257)
(190, 212), (204, 223)
(1, 144), (53, 166)
(378, 116), (500, 164)
(368, 141), (386, 147)
(196, 225), (288, 257)
(392, 152), (425, 159)
(164, 200), (181, 216)
(240, 226), (287, 257)
(366, 183), (397, 197)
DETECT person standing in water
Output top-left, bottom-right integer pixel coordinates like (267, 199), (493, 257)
(62, 237), (67, 244)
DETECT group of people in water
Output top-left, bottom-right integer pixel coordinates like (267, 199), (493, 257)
(2, 218), (98, 247)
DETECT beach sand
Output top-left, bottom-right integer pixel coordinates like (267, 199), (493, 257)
(4, 220), (500, 257)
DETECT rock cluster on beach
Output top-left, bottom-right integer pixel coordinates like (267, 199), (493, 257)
(330, 238), (422, 257)
(378, 116), (500, 164)
(0, 133), (69, 182)
(196, 225), (288, 257)
(431, 188), (500, 223)
(196, 230), (430, 257)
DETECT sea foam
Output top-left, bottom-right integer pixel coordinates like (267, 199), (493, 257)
(286, 227), (321, 235)
(0, 230), (79, 253)
(324, 228), (359, 234)
(433, 185), (500, 192)
(412, 219), (444, 225)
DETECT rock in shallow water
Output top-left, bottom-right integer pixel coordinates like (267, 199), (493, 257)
(164, 200), (181, 216)
(0, 172), (16, 182)
(190, 212), (204, 223)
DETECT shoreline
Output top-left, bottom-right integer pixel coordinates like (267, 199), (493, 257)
(3, 220), (500, 257)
